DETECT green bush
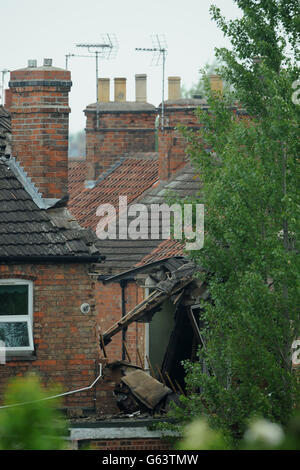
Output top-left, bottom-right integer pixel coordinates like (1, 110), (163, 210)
(0, 374), (68, 450)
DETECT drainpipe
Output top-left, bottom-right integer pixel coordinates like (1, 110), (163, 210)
(0, 364), (103, 409)
(120, 280), (128, 361)
(155, 114), (160, 152)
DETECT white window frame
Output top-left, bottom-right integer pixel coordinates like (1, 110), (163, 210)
(0, 279), (34, 355)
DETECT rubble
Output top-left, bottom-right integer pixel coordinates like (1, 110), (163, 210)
(106, 361), (173, 416)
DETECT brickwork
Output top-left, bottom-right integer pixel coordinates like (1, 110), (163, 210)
(159, 102), (203, 181)
(0, 263), (100, 411)
(81, 437), (171, 450)
(96, 281), (145, 366)
(85, 107), (156, 180)
(9, 66), (72, 199)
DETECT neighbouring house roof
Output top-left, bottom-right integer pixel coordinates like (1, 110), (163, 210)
(0, 158), (103, 261)
(89, 163), (201, 274)
(0, 106), (11, 134)
(0, 106), (11, 159)
(68, 157), (159, 232)
(68, 159), (87, 196)
(85, 101), (156, 113)
(136, 239), (185, 266)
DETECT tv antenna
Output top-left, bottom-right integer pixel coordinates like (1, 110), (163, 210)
(135, 34), (168, 130)
(1, 69), (10, 106)
(65, 53), (95, 71)
(75, 34), (118, 102)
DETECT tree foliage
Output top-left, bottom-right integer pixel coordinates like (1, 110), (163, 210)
(171, 0), (300, 445)
(181, 60), (234, 99)
(0, 375), (68, 450)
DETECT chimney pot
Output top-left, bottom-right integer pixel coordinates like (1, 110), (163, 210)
(210, 74), (223, 94)
(98, 78), (110, 102)
(43, 58), (52, 67)
(114, 77), (126, 102)
(28, 60), (37, 68)
(135, 74), (147, 102)
(168, 76), (181, 100)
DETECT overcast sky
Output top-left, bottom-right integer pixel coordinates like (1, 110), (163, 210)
(1, 0), (241, 132)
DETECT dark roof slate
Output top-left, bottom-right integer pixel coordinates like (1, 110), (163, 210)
(95, 163), (202, 274)
(0, 159), (102, 260)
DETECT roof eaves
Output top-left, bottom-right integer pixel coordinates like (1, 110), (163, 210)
(101, 256), (187, 284)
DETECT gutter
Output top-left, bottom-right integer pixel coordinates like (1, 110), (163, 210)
(100, 257), (185, 284)
(0, 255), (105, 264)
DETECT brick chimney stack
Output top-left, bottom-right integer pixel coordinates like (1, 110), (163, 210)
(9, 59), (72, 200)
(84, 74), (156, 181)
(4, 89), (13, 109)
(158, 76), (204, 181)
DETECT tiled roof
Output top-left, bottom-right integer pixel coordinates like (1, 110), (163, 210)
(68, 159), (87, 197)
(0, 106), (11, 134)
(68, 158), (159, 232)
(0, 159), (102, 260)
(91, 163), (201, 274)
(136, 239), (185, 266)
(0, 107), (11, 159)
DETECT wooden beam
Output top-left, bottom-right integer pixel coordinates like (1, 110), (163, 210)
(146, 354), (156, 378)
(156, 365), (166, 385)
(165, 371), (177, 394)
(137, 347), (144, 369)
(123, 341), (131, 363)
(99, 334), (107, 358)
(102, 280), (192, 344)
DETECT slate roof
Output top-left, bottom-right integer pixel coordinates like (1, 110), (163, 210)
(91, 163), (202, 274)
(0, 158), (102, 260)
(0, 106), (11, 159)
(0, 106), (11, 134)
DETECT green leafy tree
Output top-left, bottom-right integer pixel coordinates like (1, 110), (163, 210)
(181, 61), (219, 98)
(181, 60), (234, 99)
(0, 375), (68, 450)
(169, 0), (300, 446)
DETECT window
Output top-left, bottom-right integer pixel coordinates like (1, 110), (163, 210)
(0, 279), (34, 355)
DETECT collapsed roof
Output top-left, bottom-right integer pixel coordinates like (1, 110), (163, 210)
(101, 258), (206, 346)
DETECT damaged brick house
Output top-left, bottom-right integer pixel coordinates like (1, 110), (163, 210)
(0, 61), (227, 448)
(67, 74), (219, 402)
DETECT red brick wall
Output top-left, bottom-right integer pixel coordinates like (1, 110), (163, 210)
(4, 89), (12, 109)
(9, 66), (71, 199)
(82, 437), (171, 450)
(158, 105), (202, 181)
(92, 281), (146, 415)
(85, 110), (156, 180)
(0, 262), (100, 411)
(96, 281), (145, 366)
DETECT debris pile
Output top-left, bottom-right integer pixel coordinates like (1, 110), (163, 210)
(108, 361), (177, 416)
